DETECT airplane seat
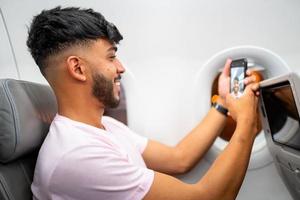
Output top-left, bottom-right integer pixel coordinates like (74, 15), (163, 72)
(0, 79), (57, 200)
(0, 78), (128, 200)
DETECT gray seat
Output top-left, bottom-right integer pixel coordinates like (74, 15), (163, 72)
(0, 78), (129, 200)
(0, 79), (57, 200)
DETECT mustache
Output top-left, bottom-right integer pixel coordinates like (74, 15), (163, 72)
(114, 75), (122, 82)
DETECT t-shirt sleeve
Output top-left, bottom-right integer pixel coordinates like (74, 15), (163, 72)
(49, 145), (154, 200)
(126, 129), (148, 154)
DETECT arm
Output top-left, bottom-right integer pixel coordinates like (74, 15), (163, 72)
(142, 99), (227, 174)
(143, 59), (232, 174)
(142, 59), (259, 174)
(143, 84), (259, 200)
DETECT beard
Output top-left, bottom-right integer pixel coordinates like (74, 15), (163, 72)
(92, 72), (120, 108)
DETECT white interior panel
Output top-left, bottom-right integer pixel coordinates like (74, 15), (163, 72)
(0, 8), (18, 79)
(1, 0), (299, 199)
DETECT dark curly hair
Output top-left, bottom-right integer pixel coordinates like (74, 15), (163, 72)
(26, 6), (123, 76)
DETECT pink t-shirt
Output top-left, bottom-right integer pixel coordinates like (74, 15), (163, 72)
(31, 114), (154, 200)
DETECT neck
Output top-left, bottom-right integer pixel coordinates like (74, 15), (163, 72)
(50, 77), (106, 129)
(57, 96), (105, 129)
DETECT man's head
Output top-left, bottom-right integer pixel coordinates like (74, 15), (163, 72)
(27, 6), (125, 108)
(233, 77), (239, 94)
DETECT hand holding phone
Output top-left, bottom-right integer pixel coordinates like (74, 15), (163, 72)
(230, 58), (247, 98)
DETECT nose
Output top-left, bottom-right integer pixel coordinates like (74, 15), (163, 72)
(115, 58), (125, 74)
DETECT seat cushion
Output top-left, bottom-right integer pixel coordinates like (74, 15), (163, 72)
(0, 79), (57, 163)
(0, 152), (37, 200)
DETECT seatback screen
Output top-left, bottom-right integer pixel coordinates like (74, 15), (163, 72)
(261, 81), (300, 150)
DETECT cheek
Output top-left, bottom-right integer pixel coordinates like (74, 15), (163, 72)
(104, 65), (116, 77)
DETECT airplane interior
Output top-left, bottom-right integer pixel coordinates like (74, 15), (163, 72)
(1, 0), (300, 199)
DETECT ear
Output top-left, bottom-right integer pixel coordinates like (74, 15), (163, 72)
(66, 56), (87, 81)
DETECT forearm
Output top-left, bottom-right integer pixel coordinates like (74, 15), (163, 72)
(175, 103), (227, 171)
(142, 107), (226, 175)
(143, 121), (257, 200)
(195, 119), (256, 200)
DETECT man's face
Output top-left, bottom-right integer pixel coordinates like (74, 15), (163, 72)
(83, 39), (125, 108)
(233, 80), (239, 94)
(92, 71), (120, 108)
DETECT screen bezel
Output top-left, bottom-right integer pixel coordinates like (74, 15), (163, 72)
(260, 80), (300, 150)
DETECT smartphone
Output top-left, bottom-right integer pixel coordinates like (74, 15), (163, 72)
(230, 58), (247, 98)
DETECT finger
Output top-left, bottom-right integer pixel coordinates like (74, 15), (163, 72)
(255, 95), (259, 104)
(244, 76), (256, 85)
(244, 83), (257, 96)
(251, 83), (260, 91)
(246, 69), (254, 76)
(245, 82), (259, 92)
(222, 58), (232, 77)
(244, 83), (253, 92)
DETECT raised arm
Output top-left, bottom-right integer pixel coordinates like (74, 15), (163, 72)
(143, 83), (259, 200)
(142, 99), (227, 174)
(142, 59), (258, 174)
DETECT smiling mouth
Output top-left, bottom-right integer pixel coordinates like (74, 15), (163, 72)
(114, 75), (121, 86)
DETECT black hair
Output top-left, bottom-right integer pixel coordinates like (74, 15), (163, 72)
(26, 6), (123, 76)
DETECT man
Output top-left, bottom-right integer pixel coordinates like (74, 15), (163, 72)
(232, 77), (243, 98)
(27, 6), (259, 200)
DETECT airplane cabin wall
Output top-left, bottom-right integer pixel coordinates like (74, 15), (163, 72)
(1, 0), (300, 199)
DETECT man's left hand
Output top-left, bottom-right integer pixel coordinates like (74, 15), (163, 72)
(218, 58), (260, 101)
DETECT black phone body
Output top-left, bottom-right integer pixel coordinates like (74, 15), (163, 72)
(230, 58), (247, 98)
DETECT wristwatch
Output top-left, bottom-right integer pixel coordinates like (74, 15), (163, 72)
(211, 95), (228, 116)
(212, 103), (228, 116)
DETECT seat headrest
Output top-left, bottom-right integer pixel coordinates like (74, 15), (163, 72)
(0, 79), (57, 163)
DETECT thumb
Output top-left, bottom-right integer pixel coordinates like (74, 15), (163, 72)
(222, 58), (232, 77)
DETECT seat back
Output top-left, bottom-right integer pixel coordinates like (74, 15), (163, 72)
(0, 79), (57, 200)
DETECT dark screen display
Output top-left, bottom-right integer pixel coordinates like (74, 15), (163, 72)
(261, 81), (300, 150)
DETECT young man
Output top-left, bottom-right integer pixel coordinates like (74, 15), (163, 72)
(27, 6), (260, 200)
(232, 77), (243, 98)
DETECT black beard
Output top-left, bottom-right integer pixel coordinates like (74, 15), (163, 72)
(92, 73), (120, 108)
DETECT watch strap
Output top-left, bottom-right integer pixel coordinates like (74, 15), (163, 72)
(212, 103), (228, 116)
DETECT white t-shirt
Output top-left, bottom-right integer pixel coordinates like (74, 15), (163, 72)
(31, 114), (154, 200)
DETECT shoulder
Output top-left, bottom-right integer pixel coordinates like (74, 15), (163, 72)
(102, 115), (124, 125)
(102, 116), (129, 130)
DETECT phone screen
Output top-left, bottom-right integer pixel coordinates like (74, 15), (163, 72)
(230, 59), (247, 98)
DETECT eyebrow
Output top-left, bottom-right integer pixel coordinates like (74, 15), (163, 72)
(107, 46), (118, 52)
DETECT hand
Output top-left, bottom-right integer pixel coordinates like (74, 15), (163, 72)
(218, 59), (231, 99)
(225, 83), (260, 131)
(218, 59), (261, 100)
(244, 69), (262, 85)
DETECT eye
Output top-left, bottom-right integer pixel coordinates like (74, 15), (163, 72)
(109, 55), (116, 60)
